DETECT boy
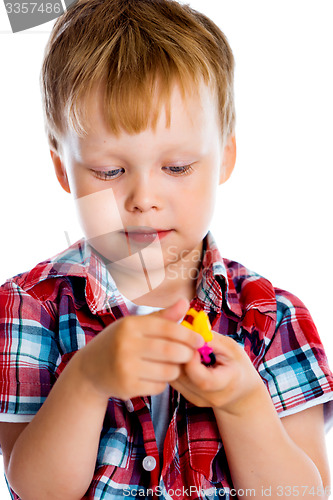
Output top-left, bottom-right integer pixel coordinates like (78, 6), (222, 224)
(0, 0), (332, 499)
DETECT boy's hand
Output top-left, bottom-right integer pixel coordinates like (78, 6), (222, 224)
(77, 299), (204, 401)
(171, 332), (264, 416)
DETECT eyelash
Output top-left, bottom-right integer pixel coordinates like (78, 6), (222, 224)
(92, 164), (194, 180)
(163, 165), (194, 176)
(92, 169), (124, 180)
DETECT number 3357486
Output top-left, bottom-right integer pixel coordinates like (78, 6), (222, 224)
(5, 3), (62, 14)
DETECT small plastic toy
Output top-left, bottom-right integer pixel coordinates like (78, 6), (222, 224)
(181, 308), (216, 367)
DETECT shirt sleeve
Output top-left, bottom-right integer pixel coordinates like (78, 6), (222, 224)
(257, 288), (333, 431)
(0, 279), (59, 420)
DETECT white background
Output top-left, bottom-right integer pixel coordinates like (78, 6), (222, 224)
(0, 0), (332, 497)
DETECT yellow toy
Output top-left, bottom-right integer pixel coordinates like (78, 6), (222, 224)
(181, 308), (216, 366)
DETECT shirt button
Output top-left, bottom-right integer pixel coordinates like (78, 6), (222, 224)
(142, 455), (156, 471)
(125, 400), (134, 412)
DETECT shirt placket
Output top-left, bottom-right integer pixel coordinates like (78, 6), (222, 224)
(131, 390), (182, 495)
(132, 396), (161, 492)
(161, 389), (180, 476)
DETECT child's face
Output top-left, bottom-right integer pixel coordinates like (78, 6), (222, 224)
(52, 82), (235, 275)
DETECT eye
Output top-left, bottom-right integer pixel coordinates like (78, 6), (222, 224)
(162, 165), (194, 176)
(92, 168), (125, 180)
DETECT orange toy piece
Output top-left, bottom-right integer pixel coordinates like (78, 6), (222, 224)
(181, 308), (216, 366)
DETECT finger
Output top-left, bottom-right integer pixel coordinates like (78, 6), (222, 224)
(171, 349), (242, 410)
(140, 338), (195, 364)
(171, 351), (205, 387)
(170, 357), (213, 406)
(150, 297), (190, 322)
(183, 351), (213, 387)
(181, 351), (231, 394)
(142, 382), (169, 397)
(138, 360), (181, 383)
(141, 316), (204, 349)
(170, 379), (206, 408)
(134, 381), (169, 398)
(209, 332), (240, 359)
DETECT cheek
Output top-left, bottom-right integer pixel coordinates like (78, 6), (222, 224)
(189, 173), (218, 211)
(176, 178), (218, 234)
(67, 164), (110, 199)
(74, 186), (124, 240)
(65, 164), (88, 199)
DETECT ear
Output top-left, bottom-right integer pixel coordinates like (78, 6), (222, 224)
(50, 150), (71, 194)
(219, 135), (236, 185)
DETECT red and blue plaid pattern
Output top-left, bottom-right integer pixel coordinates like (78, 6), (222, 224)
(1, 233), (332, 499)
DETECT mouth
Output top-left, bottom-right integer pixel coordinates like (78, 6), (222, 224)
(121, 227), (173, 244)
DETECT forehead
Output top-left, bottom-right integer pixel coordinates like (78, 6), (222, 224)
(63, 81), (221, 159)
(103, 81), (215, 125)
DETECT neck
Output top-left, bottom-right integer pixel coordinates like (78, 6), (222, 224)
(107, 242), (203, 308)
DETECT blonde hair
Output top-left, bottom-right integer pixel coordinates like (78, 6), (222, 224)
(41, 0), (235, 152)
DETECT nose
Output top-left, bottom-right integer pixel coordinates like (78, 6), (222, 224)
(124, 173), (160, 213)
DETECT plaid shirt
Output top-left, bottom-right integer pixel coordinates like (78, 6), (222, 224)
(0, 233), (332, 499)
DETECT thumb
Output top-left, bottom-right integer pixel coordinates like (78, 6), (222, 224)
(153, 297), (190, 323)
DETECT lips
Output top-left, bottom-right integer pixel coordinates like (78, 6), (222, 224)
(123, 227), (172, 244)
(155, 230), (172, 240)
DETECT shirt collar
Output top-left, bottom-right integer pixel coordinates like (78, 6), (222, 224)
(195, 232), (242, 318)
(20, 232), (242, 319)
(82, 231), (243, 319)
(58, 240), (125, 314)
(18, 239), (121, 315)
